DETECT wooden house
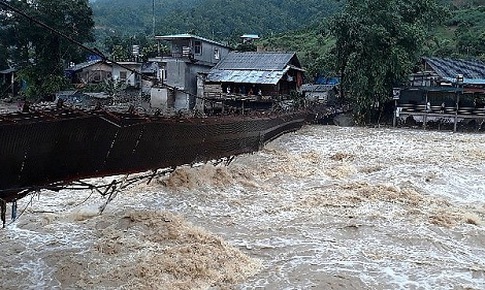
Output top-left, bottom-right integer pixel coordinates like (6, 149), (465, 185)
(65, 60), (112, 85)
(395, 57), (485, 131)
(204, 52), (304, 99)
(65, 59), (149, 89)
(301, 84), (338, 104)
(111, 62), (142, 88)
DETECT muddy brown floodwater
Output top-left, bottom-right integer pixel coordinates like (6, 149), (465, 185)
(1, 125), (485, 289)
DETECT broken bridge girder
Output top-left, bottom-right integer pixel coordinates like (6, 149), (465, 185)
(0, 155), (240, 229)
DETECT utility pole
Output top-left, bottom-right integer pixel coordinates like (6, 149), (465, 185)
(11, 71), (15, 97)
(152, 0), (156, 36)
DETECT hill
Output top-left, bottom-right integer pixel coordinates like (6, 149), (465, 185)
(90, 0), (485, 76)
(430, 4), (485, 59)
(91, 0), (199, 35)
(258, 0), (485, 77)
(91, 0), (342, 42)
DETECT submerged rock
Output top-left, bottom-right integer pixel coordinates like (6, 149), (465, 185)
(333, 113), (355, 127)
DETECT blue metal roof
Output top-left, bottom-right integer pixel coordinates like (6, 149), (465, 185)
(443, 77), (485, 85)
(424, 57), (485, 85)
(206, 52), (303, 84)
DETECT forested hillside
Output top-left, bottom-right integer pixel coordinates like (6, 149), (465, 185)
(91, 0), (199, 36)
(258, 0), (485, 77)
(91, 0), (342, 42)
(91, 0), (485, 71)
(431, 4), (485, 58)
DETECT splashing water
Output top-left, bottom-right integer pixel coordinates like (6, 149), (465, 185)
(2, 125), (485, 289)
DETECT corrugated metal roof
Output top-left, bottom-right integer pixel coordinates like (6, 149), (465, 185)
(241, 34), (260, 39)
(0, 68), (16, 74)
(155, 33), (231, 48)
(301, 84), (336, 92)
(141, 62), (158, 74)
(206, 67), (290, 85)
(442, 77), (485, 85)
(424, 57), (485, 85)
(66, 60), (104, 72)
(213, 52), (296, 71)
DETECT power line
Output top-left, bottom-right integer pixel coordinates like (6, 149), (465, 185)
(0, 2), (150, 84)
(0, 0), (211, 102)
(152, 0), (156, 36)
(0, 1), (106, 65)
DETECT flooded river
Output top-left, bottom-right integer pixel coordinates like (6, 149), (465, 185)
(1, 125), (485, 289)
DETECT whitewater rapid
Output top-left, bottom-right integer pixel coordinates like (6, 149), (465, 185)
(1, 125), (485, 289)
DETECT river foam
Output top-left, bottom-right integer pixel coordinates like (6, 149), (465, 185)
(2, 125), (485, 289)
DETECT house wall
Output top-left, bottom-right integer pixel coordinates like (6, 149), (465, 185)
(156, 60), (194, 111)
(76, 63), (112, 84)
(157, 36), (232, 111)
(195, 74), (206, 113)
(204, 83), (223, 95)
(198, 42), (230, 65)
(161, 60), (216, 110)
(170, 39), (230, 65)
(186, 63), (214, 108)
(278, 79), (297, 95)
(187, 64), (213, 93)
(174, 91), (190, 111)
(164, 60), (187, 90)
(150, 86), (191, 112)
(112, 63), (141, 87)
(409, 72), (439, 87)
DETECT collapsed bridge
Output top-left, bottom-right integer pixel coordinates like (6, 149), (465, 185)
(0, 108), (308, 203)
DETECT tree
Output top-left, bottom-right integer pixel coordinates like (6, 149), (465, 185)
(0, 6), (12, 70)
(0, 36), (8, 70)
(328, 0), (446, 123)
(91, 0), (343, 42)
(443, 6), (485, 59)
(103, 34), (165, 62)
(1, 0), (94, 100)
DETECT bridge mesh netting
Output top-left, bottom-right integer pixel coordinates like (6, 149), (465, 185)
(0, 110), (307, 200)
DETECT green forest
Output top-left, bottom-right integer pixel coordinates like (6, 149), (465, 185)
(91, 0), (343, 41)
(90, 0), (485, 73)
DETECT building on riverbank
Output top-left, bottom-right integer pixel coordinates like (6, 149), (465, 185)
(394, 57), (485, 131)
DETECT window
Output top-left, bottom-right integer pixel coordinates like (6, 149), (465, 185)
(93, 71), (101, 82)
(120, 71), (127, 82)
(194, 40), (202, 55)
(214, 48), (220, 60)
(182, 46), (191, 57)
(159, 68), (167, 81)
